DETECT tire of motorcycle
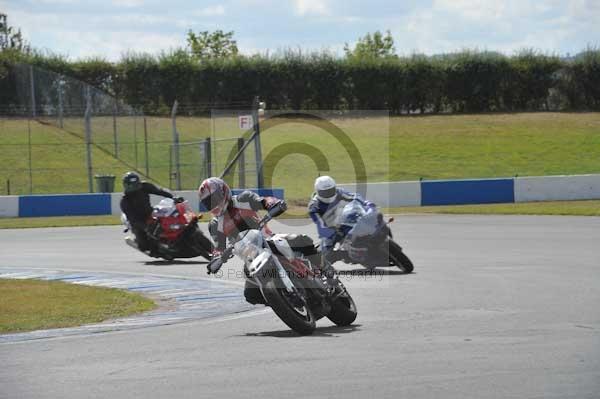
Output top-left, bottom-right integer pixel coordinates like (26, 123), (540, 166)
(263, 279), (316, 335)
(327, 293), (358, 326)
(388, 239), (414, 273)
(186, 229), (213, 260)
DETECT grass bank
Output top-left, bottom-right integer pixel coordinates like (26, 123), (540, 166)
(1, 113), (599, 202)
(0, 279), (156, 334)
(384, 200), (600, 217)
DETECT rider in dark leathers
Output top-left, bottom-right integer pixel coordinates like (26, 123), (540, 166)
(120, 171), (174, 256)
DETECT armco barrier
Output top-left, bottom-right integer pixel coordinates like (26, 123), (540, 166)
(5, 189), (284, 218)
(421, 178), (515, 206)
(0, 196), (19, 218)
(19, 194), (112, 217)
(3, 175), (600, 218)
(337, 181), (421, 207)
(515, 174), (600, 202)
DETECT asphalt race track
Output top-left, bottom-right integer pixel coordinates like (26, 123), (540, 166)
(1, 215), (599, 399)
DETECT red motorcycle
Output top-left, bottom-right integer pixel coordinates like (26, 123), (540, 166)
(122, 198), (213, 261)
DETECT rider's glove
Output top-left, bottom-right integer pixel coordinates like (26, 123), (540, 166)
(206, 247), (234, 274)
(207, 256), (223, 274)
(267, 200), (287, 219)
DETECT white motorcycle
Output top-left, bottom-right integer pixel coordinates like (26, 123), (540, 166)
(207, 209), (357, 335)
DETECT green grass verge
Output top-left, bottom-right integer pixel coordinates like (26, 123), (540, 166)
(384, 200), (600, 216)
(0, 279), (156, 334)
(1, 113), (599, 202)
(0, 215), (121, 229)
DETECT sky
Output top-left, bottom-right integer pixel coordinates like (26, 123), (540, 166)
(1, 0), (599, 61)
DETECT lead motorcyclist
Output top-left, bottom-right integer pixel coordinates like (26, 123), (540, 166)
(199, 177), (322, 305)
(308, 175), (377, 262)
(120, 171), (180, 257)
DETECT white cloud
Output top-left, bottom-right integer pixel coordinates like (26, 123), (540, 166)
(53, 30), (181, 60)
(294, 0), (330, 16)
(433, 0), (506, 20)
(111, 0), (145, 8)
(3, 0), (599, 60)
(193, 5), (226, 17)
(36, 0), (77, 4)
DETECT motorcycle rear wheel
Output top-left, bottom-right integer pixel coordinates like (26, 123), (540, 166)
(187, 229), (213, 260)
(388, 240), (414, 273)
(263, 279), (316, 335)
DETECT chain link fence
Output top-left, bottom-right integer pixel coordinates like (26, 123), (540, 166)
(0, 63), (263, 195)
(170, 102), (262, 191)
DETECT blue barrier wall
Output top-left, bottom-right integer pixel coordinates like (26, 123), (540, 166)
(8, 174), (598, 217)
(19, 194), (112, 217)
(15, 189), (284, 217)
(421, 179), (515, 206)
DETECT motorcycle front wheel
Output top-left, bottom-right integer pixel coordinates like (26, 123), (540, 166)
(327, 282), (358, 326)
(263, 279), (316, 335)
(388, 240), (414, 273)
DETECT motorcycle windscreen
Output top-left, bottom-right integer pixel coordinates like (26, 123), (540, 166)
(152, 198), (177, 218)
(349, 210), (378, 237)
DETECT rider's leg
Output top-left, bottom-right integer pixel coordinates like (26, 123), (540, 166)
(132, 225), (161, 258)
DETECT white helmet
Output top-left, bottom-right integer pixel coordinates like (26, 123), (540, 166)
(314, 176), (337, 204)
(198, 177), (231, 216)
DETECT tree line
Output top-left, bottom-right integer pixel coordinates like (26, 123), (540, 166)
(1, 22), (599, 114)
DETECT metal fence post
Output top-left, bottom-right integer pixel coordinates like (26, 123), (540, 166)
(29, 65), (36, 118)
(171, 100), (181, 190)
(144, 116), (149, 176)
(85, 86), (93, 193)
(113, 100), (118, 157)
(205, 137), (212, 178)
(27, 118), (33, 194)
(58, 77), (64, 128)
(252, 96), (264, 188)
(168, 145), (173, 190)
(133, 111), (139, 168)
(238, 137), (245, 189)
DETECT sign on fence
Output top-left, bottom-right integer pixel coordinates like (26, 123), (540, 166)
(238, 115), (253, 130)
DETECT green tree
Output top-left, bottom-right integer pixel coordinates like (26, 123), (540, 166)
(187, 29), (239, 59)
(0, 13), (30, 53)
(344, 30), (396, 59)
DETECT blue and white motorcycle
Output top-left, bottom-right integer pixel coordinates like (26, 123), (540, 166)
(330, 200), (414, 273)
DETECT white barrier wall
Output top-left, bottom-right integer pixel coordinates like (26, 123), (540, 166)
(337, 181), (421, 207)
(110, 191), (200, 216)
(515, 174), (600, 202)
(0, 196), (19, 217)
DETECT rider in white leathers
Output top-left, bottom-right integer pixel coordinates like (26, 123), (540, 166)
(308, 176), (376, 261)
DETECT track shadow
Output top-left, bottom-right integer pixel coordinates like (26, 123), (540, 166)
(243, 324), (362, 338)
(337, 268), (413, 276)
(143, 259), (209, 266)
